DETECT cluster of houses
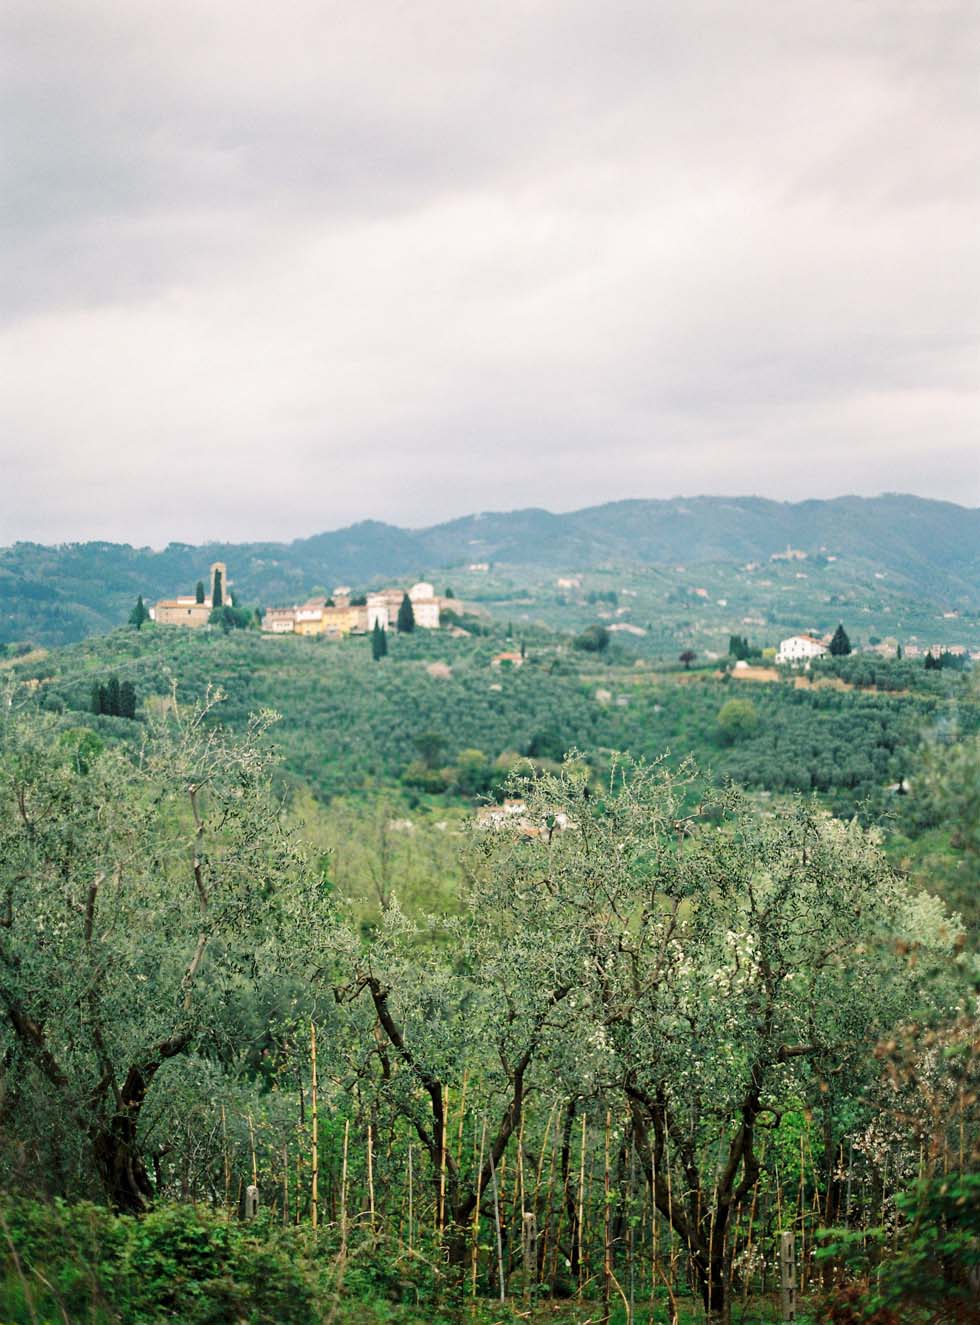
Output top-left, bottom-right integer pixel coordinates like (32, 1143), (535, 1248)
(151, 567), (451, 636)
(774, 633), (976, 666)
(262, 582), (446, 637)
(148, 570), (975, 661)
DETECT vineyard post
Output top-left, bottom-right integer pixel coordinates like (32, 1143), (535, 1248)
(602, 1109), (612, 1325)
(367, 1121), (375, 1232)
(407, 1142), (414, 1254)
(577, 1113), (587, 1297)
(310, 1022), (319, 1231)
(779, 1230), (797, 1323)
(471, 1119), (486, 1299)
(488, 1135), (506, 1303)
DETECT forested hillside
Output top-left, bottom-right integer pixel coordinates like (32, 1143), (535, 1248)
(2, 493), (979, 645)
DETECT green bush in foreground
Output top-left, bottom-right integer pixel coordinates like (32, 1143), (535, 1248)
(0, 1201), (320, 1324)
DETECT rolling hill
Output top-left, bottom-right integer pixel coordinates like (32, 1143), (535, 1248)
(2, 493), (978, 646)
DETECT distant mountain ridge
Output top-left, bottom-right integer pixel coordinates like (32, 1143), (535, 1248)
(2, 494), (978, 646)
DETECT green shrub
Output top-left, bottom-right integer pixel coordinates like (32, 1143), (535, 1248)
(0, 1199), (321, 1325)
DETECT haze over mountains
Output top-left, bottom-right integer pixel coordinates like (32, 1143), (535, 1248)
(2, 494), (979, 647)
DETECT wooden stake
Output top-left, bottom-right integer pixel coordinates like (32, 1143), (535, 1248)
(779, 1230), (797, 1322)
(367, 1121), (375, 1231)
(628, 1135), (636, 1325)
(407, 1142), (414, 1254)
(541, 1102), (562, 1286)
(221, 1105), (231, 1220)
(650, 1130), (659, 1312)
(283, 1142), (289, 1226)
(663, 1127), (678, 1303)
(577, 1112), (587, 1297)
(471, 1118), (487, 1299)
(310, 1022), (319, 1231)
(798, 1131), (806, 1286)
(706, 1128), (726, 1316)
(438, 1085), (448, 1237)
(489, 1137), (506, 1303)
(602, 1109), (612, 1324)
(247, 1113), (258, 1188)
(340, 1119), (350, 1253)
(456, 1069), (469, 1169)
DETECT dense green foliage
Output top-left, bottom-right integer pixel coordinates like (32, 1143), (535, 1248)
(1, 610), (978, 1322)
(396, 593), (415, 633)
(573, 624), (610, 652)
(13, 626), (979, 825)
(90, 674), (136, 718)
(371, 619), (387, 660)
(209, 603), (255, 632)
(0, 696), (327, 1210)
(0, 1202), (328, 1325)
(829, 623), (852, 656)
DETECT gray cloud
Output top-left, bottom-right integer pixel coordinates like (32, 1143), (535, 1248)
(1, 0), (978, 544)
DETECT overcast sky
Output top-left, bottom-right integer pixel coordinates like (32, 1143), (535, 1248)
(2, 1), (978, 546)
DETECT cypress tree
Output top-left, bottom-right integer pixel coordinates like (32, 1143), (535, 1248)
(97, 684), (108, 716)
(129, 596), (149, 630)
(829, 623), (851, 656)
(212, 570), (223, 608)
(119, 681), (137, 720)
(397, 593), (415, 633)
(195, 581), (205, 604)
(371, 620), (388, 660)
(105, 676), (121, 717)
(91, 683), (102, 716)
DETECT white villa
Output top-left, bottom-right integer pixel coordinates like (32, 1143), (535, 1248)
(777, 634), (828, 665)
(367, 582), (441, 631)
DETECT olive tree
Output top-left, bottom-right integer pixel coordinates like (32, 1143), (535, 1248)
(472, 756), (962, 1323)
(0, 692), (329, 1211)
(329, 887), (576, 1268)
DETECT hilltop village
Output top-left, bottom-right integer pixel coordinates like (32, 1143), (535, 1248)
(150, 566), (453, 636)
(144, 560), (978, 669)
(263, 581), (447, 636)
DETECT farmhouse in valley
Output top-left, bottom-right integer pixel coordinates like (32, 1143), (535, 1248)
(776, 633), (829, 664)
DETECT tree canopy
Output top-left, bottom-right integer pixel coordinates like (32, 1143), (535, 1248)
(396, 593), (415, 633)
(829, 623), (852, 656)
(0, 694), (327, 1210)
(468, 756), (962, 1318)
(128, 596), (149, 630)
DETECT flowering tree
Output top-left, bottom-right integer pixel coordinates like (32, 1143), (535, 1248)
(473, 756), (962, 1323)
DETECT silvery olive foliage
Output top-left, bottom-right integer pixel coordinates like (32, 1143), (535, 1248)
(329, 885), (576, 1260)
(466, 754), (964, 1318)
(0, 691), (330, 1209)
